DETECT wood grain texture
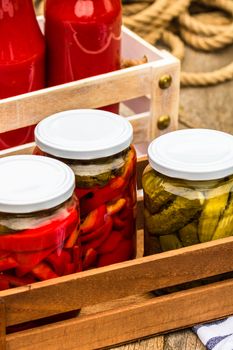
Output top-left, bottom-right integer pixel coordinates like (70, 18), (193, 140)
(150, 55), (180, 140)
(0, 65), (152, 134)
(0, 299), (6, 350)
(164, 330), (205, 350)
(113, 337), (164, 350)
(2, 235), (233, 327)
(5, 278), (233, 350)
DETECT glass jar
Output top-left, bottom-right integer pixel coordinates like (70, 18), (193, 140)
(0, 156), (81, 290)
(34, 109), (137, 269)
(143, 129), (233, 255)
(0, 0), (45, 150)
(45, 0), (122, 113)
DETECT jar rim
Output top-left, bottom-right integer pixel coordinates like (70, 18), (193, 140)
(35, 109), (133, 160)
(148, 129), (233, 181)
(0, 155), (75, 213)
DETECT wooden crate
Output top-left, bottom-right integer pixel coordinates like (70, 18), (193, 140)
(1, 22), (233, 350)
(0, 19), (180, 158)
(1, 157), (233, 349)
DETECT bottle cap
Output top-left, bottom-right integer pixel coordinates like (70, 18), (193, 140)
(0, 155), (75, 213)
(35, 109), (133, 160)
(148, 129), (233, 180)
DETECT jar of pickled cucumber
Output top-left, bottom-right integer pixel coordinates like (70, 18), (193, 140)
(34, 109), (137, 269)
(143, 129), (233, 255)
(0, 155), (81, 290)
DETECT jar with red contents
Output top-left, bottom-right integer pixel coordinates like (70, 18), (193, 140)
(0, 156), (81, 290)
(34, 110), (137, 269)
(0, 0), (45, 150)
(45, 0), (122, 113)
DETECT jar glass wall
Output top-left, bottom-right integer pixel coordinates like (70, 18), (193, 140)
(143, 129), (233, 256)
(143, 165), (233, 255)
(0, 156), (81, 290)
(34, 110), (137, 269)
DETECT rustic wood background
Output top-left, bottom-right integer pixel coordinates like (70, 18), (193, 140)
(32, 2), (233, 349)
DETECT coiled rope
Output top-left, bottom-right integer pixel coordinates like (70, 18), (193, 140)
(123, 0), (233, 86)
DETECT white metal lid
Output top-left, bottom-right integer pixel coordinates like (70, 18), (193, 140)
(35, 109), (133, 160)
(148, 129), (233, 181)
(0, 155), (75, 213)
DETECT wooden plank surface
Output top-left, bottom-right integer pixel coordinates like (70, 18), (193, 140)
(5, 278), (233, 350)
(0, 299), (6, 350)
(2, 234), (233, 326)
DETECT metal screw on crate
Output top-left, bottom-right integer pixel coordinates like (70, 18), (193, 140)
(159, 74), (172, 89)
(157, 115), (171, 130)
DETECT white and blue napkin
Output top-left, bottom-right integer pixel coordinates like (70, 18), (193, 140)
(193, 317), (233, 349)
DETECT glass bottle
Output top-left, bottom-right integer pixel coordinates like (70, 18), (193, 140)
(0, 0), (45, 150)
(45, 0), (122, 113)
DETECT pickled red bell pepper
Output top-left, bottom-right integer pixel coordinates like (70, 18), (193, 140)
(47, 250), (71, 276)
(97, 239), (133, 267)
(65, 226), (79, 248)
(0, 273), (35, 288)
(82, 218), (113, 256)
(80, 177), (126, 215)
(73, 245), (82, 272)
(32, 262), (58, 281)
(97, 231), (123, 255)
(14, 246), (57, 277)
(81, 216), (112, 245)
(0, 276), (9, 291)
(107, 198), (126, 216)
(75, 147), (137, 270)
(0, 208), (78, 252)
(83, 248), (97, 270)
(0, 256), (18, 272)
(0, 199), (82, 289)
(80, 205), (106, 234)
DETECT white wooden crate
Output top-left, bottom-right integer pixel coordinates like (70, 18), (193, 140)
(0, 17), (180, 157)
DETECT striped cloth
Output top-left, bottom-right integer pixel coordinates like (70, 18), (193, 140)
(193, 317), (233, 349)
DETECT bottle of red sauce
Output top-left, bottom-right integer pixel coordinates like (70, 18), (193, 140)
(0, 0), (45, 150)
(45, 0), (122, 113)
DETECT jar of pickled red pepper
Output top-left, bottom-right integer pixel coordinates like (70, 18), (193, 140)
(143, 129), (233, 255)
(34, 109), (137, 269)
(45, 0), (122, 113)
(0, 0), (45, 150)
(0, 156), (81, 290)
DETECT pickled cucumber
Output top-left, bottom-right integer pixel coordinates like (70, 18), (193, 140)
(75, 172), (113, 188)
(144, 194), (203, 235)
(159, 234), (183, 251)
(142, 171), (175, 213)
(179, 220), (199, 246)
(144, 231), (161, 255)
(198, 182), (232, 242)
(212, 192), (233, 240)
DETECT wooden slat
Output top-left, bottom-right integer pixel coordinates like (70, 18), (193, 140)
(2, 236), (233, 326)
(6, 278), (233, 350)
(0, 299), (6, 350)
(0, 64), (153, 133)
(128, 113), (151, 144)
(149, 56), (180, 139)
